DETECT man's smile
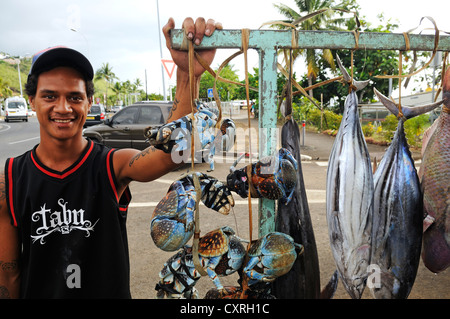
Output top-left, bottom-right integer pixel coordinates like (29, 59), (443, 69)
(51, 117), (77, 124)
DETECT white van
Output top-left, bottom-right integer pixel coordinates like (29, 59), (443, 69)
(4, 96), (28, 122)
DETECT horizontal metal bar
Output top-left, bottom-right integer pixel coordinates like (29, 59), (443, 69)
(171, 29), (450, 51)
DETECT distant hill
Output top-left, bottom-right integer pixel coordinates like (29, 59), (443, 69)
(0, 56), (31, 97)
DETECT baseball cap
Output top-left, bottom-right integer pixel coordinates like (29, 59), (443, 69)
(28, 46), (94, 80)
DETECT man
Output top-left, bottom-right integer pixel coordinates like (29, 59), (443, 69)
(0, 17), (222, 298)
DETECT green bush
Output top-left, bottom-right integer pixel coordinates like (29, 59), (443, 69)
(381, 114), (398, 141)
(362, 122), (375, 137)
(380, 113), (430, 148)
(307, 109), (343, 130)
(404, 114), (431, 148)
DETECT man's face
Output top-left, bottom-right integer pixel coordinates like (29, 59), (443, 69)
(29, 66), (92, 142)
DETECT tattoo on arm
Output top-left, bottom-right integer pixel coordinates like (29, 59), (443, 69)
(0, 260), (18, 299)
(128, 147), (156, 167)
(0, 286), (10, 299)
(1, 260), (18, 272)
(167, 98), (179, 122)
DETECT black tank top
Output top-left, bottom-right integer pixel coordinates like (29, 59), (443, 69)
(5, 140), (132, 298)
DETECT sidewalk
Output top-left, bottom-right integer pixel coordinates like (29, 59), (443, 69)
(227, 108), (421, 162)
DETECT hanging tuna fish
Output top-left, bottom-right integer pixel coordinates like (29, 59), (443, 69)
(420, 67), (450, 274)
(272, 50), (323, 299)
(326, 54), (373, 299)
(371, 88), (443, 298)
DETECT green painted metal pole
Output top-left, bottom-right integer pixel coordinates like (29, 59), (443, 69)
(257, 46), (278, 236)
(170, 28), (450, 237)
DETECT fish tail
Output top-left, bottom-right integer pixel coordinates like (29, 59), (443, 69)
(373, 88), (443, 120)
(336, 54), (369, 92)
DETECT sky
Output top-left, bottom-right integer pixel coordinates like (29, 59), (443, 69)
(0, 0), (448, 98)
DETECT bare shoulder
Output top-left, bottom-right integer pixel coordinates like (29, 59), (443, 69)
(0, 165), (5, 203)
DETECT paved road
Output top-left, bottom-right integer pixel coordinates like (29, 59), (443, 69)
(0, 115), (448, 299)
(0, 116), (40, 164)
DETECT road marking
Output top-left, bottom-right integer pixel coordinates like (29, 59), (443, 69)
(129, 189), (326, 208)
(0, 124), (11, 133)
(8, 136), (40, 145)
(315, 161), (329, 166)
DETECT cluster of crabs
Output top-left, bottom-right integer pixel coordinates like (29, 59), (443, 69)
(145, 103), (304, 299)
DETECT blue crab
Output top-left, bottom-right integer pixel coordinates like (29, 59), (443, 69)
(244, 232), (304, 285)
(145, 102), (234, 171)
(204, 283), (275, 300)
(155, 226), (246, 299)
(150, 173), (234, 251)
(226, 148), (298, 204)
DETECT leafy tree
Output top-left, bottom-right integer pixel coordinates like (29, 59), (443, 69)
(95, 62), (117, 109)
(294, 14), (425, 114)
(199, 64), (239, 100)
(133, 78), (142, 90)
(111, 81), (123, 105)
(235, 67), (259, 101)
(273, 0), (359, 97)
(0, 77), (13, 99)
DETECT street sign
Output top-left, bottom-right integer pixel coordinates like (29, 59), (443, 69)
(207, 88), (214, 98)
(161, 59), (176, 79)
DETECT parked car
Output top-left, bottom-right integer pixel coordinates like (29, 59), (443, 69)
(82, 101), (172, 150)
(111, 105), (123, 113)
(84, 104), (106, 127)
(4, 96), (28, 122)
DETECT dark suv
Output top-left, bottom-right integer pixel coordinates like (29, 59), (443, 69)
(82, 101), (172, 150)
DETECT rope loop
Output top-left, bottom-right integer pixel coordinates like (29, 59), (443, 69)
(403, 32), (411, 51)
(352, 30), (360, 50)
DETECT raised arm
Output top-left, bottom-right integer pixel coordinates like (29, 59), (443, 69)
(113, 17), (221, 196)
(0, 169), (20, 299)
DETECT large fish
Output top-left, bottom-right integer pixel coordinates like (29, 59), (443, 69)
(272, 93), (321, 299)
(420, 67), (450, 273)
(371, 88), (443, 298)
(326, 55), (373, 299)
(273, 53), (337, 299)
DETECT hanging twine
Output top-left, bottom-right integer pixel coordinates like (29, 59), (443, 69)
(347, 30), (359, 93)
(187, 39), (208, 277)
(376, 16), (440, 81)
(241, 28), (254, 246)
(397, 51), (404, 119)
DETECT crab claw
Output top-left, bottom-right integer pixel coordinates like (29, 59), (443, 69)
(198, 174), (234, 215)
(262, 276), (277, 283)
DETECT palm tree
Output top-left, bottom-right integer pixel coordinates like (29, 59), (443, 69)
(121, 80), (132, 106)
(111, 81), (123, 106)
(95, 62), (117, 110)
(273, 0), (358, 97)
(133, 78), (142, 90)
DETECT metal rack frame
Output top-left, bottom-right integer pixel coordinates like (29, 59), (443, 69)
(171, 28), (450, 236)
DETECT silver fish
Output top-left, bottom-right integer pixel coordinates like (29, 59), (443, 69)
(326, 55), (373, 299)
(371, 88), (442, 298)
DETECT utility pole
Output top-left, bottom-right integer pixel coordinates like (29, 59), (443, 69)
(156, 0), (167, 101)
